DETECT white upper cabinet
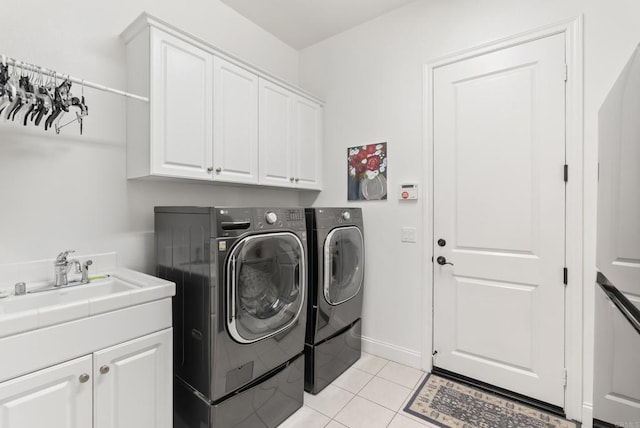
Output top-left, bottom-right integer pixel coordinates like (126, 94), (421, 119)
(259, 78), (323, 190)
(150, 29), (214, 180)
(122, 14), (323, 190)
(259, 78), (294, 187)
(124, 26), (214, 181)
(213, 57), (259, 184)
(292, 96), (323, 190)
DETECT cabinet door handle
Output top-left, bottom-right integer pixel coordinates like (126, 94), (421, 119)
(79, 373), (90, 383)
(295, 178), (299, 183)
(216, 167), (222, 174)
(99, 365), (110, 375)
(207, 167), (214, 173)
(290, 177), (295, 182)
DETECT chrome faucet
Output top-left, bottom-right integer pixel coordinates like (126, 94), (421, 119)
(54, 250), (81, 287)
(54, 251), (94, 287)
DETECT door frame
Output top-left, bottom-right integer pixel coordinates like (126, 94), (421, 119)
(421, 16), (584, 420)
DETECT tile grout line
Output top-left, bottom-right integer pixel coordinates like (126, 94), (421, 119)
(309, 356), (427, 428)
(331, 377), (369, 427)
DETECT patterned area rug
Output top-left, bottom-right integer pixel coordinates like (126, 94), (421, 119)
(404, 374), (578, 428)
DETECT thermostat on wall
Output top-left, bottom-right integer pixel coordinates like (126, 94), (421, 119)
(400, 184), (418, 200)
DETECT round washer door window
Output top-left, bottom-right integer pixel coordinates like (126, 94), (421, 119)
(227, 232), (305, 344)
(324, 226), (364, 305)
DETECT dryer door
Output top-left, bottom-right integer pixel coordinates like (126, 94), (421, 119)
(324, 226), (364, 305)
(227, 232), (306, 344)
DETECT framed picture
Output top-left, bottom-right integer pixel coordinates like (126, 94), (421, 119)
(347, 142), (387, 201)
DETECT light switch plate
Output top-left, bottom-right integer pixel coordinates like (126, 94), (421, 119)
(401, 227), (417, 243)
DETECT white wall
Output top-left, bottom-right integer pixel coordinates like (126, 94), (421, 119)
(299, 0), (640, 420)
(0, 0), (301, 272)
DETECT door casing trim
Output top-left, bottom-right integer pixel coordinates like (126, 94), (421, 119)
(422, 15), (584, 421)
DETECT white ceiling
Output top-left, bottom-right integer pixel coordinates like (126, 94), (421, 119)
(220, 0), (417, 50)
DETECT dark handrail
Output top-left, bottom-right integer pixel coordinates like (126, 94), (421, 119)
(597, 271), (640, 335)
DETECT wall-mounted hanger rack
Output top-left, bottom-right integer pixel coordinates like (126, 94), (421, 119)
(0, 54), (148, 135)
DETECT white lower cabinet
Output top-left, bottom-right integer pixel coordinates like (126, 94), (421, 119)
(0, 329), (172, 428)
(0, 356), (93, 428)
(94, 329), (172, 428)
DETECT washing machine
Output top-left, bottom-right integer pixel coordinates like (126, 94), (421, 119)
(304, 207), (365, 394)
(154, 206), (307, 428)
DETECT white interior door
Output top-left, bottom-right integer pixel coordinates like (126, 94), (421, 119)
(594, 44), (640, 422)
(596, 44), (640, 297)
(432, 33), (567, 407)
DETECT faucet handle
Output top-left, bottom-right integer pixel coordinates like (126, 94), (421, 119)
(56, 250), (75, 263)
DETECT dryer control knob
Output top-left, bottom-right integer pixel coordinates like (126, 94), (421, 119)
(265, 211), (278, 225)
(342, 211), (351, 221)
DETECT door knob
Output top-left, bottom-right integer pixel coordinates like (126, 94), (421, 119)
(437, 239), (446, 247)
(99, 365), (110, 375)
(79, 373), (90, 383)
(436, 256), (453, 266)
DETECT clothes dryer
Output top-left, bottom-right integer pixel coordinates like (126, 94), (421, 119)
(304, 207), (364, 394)
(155, 206), (307, 428)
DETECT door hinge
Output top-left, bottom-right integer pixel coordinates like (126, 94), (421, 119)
(564, 64), (568, 82)
(563, 368), (568, 387)
(564, 164), (568, 182)
(563, 267), (568, 285)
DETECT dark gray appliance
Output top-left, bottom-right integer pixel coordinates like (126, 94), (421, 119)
(304, 207), (364, 394)
(155, 207), (308, 428)
(594, 44), (640, 427)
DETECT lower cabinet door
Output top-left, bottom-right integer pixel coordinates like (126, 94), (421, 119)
(0, 355), (93, 428)
(93, 328), (172, 428)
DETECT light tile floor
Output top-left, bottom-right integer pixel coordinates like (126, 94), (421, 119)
(280, 353), (438, 428)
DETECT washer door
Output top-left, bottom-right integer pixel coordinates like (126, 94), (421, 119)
(324, 226), (364, 305)
(227, 232), (306, 344)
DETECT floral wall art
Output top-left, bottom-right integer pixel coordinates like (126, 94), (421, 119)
(347, 142), (388, 201)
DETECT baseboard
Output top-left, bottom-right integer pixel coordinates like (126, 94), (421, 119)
(361, 335), (422, 369)
(582, 402), (593, 428)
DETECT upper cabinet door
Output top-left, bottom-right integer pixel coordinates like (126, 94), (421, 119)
(292, 96), (323, 190)
(151, 29), (213, 180)
(213, 57), (259, 184)
(0, 356), (93, 428)
(259, 78), (295, 187)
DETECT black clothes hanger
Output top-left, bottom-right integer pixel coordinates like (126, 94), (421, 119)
(45, 78), (72, 131)
(0, 58), (88, 134)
